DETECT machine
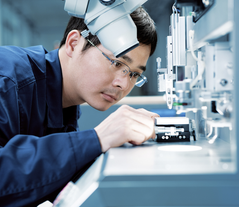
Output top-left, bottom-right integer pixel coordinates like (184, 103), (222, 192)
(53, 0), (239, 206)
(156, 0), (234, 146)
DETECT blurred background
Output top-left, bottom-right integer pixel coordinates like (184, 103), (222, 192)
(0, 0), (174, 96)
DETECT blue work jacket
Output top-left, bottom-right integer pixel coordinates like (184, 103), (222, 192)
(0, 45), (102, 206)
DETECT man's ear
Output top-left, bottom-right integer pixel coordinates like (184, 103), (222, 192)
(65, 30), (83, 57)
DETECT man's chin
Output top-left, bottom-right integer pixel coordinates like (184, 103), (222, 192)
(89, 102), (113, 111)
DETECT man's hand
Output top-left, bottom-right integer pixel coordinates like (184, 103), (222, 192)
(94, 105), (159, 152)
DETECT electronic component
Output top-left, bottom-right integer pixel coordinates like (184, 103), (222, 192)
(155, 117), (191, 142)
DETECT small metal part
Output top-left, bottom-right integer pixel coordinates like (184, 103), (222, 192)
(155, 126), (184, 135)
(155, 117), (191, 142)
(220, 79), (228, 86)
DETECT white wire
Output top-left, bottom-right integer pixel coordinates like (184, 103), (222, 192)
(172, 3), (177, 13)
(189, 30), (205, 90)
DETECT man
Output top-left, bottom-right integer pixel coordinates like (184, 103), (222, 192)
(0, 6), (158, 206)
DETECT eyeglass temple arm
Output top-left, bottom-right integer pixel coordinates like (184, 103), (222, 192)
(81, 29), (112, 63)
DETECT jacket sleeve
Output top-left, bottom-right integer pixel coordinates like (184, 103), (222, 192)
(0, 130), (102, 207)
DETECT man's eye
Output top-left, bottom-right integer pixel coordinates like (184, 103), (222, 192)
(112, 61), (122, 68)
(131, 72), (141, 78)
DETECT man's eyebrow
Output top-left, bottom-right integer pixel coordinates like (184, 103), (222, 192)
(121, 55), (146, 72)
(121, 55), (133, 64)
(139, 65), (146, 72)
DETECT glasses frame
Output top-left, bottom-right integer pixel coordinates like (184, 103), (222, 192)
(85, 38), (147, 87)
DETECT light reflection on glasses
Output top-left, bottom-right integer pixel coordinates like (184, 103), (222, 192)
(85, 38), (147, 87)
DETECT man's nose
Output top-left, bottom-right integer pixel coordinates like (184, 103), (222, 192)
(112, 74), (130, 90)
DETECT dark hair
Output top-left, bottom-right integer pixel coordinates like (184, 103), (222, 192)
(60, 6), (157, 56)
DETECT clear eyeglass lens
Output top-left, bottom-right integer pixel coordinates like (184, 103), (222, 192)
(110, 60), (147, 87)
(110, 60), (129, 77)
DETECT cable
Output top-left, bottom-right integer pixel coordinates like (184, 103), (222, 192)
(189, 30), (205, 90)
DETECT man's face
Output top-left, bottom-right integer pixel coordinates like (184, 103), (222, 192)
(65, 38), (151, 111)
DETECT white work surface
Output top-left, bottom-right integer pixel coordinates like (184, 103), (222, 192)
(65, 137), (239, 207)
(104, 139), (234, 176)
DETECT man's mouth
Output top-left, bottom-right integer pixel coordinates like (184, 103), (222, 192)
(101, 93), (117, 103)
